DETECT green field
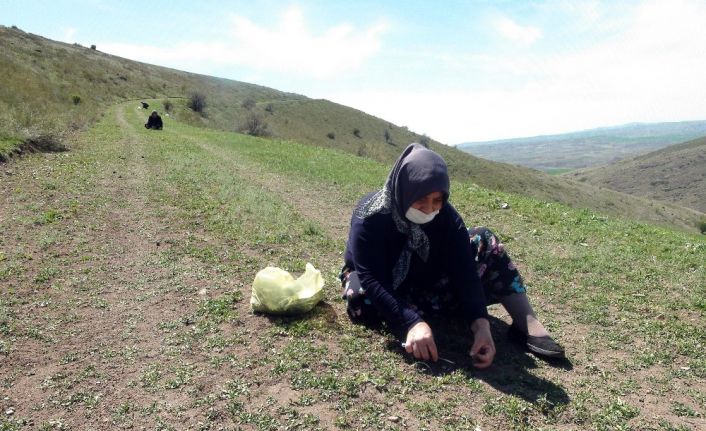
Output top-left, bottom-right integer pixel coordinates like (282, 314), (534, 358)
(1, 102), (704, 430)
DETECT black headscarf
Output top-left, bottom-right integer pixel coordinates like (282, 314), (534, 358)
(355, 143), (450, 289)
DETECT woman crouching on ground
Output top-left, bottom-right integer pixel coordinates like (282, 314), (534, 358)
(341, 143), (564, 368)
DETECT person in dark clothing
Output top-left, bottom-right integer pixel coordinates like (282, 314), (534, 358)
(145, 111), (163, 130)
(342, 143), (564, 368)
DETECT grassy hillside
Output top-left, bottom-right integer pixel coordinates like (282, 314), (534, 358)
(1, 25), (704, 233)
(565, 137), (706, 214)
(0, 25), (304, 157)
(457, 121), (706, 171)
(0, 24), (426, 164)
(1, 102), (704, 430)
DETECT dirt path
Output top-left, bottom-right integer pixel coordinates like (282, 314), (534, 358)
(0, 106), (214, 428)
(0, 104), (359, 429)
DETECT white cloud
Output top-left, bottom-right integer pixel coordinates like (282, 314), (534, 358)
(532, 0), (706, 121)
(361, 0), (706, 143)
(570, 0), (601, 23)
(327, 88), (540, 144)
(225, 8), (387, 77)
(89, 0), (706, 143)
(541, 0), (602, 25)
(62, 27), (77, 43)
(99, 5), (387, 79)
(492, 16), (542, 46)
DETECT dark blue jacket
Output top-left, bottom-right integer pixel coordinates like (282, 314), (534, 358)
(344, 197), (488, 336)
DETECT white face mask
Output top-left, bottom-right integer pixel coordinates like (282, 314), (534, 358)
(405, 207), (439, 224)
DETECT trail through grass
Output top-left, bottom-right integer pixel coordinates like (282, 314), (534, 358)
(0, 102), (704, 430)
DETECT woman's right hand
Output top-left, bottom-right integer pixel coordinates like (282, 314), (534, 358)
(469, 318), (495, 369)
(405, 321), (438, 362)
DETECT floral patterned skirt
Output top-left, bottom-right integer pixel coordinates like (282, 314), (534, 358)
(341, 226), (527, 323)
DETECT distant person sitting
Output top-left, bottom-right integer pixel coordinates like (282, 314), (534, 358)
(145, 111), (163, 130)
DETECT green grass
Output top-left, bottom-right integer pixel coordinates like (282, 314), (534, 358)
(0, 136), (23, 160)
(545, 167), (574, 175)
(151, 104), (705, 429)
(1, 99), (704, 429)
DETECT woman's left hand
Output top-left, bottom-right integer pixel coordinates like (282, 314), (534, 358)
(469, 318), (496, 368)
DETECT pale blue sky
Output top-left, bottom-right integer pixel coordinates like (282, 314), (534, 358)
(4, 0), (706, 143)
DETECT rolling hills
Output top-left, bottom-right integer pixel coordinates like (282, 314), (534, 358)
(0, 25), (704, 233)
(566, 136), (706, 214)
(457, 121), (706, 171)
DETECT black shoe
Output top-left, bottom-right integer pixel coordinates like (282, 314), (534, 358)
(508, 325), (565, 359)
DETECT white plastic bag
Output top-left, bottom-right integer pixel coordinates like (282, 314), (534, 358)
(250, 263), (324, 315)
